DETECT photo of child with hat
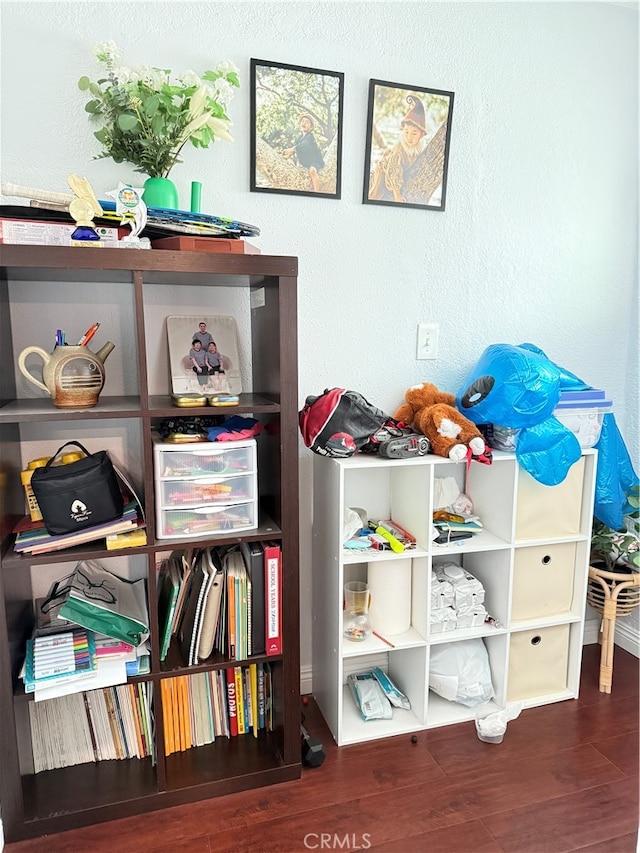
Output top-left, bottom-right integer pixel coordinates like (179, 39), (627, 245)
(369, 95), (429, 203)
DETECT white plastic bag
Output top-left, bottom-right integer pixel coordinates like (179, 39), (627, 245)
(429, 638), (494, 707)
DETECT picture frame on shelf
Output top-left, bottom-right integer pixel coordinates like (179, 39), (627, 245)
(166, 315), (242, 395)
(250, 58), (344, 199)
(362, 78), (455, 211)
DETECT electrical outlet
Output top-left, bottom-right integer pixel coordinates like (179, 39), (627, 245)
(416, 323), (439, 359)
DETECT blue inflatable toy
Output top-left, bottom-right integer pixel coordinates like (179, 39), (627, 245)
(456, 343), (589, 486)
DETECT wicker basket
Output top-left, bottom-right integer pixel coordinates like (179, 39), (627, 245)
(587, 563), (640, 693)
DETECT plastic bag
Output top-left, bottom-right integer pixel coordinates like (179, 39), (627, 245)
(429, 638), (494, 707)
(594, 412), (639, 530)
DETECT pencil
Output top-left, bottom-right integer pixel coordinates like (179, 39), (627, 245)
(373, 630), (395, 648)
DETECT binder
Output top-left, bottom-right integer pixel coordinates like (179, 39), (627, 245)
(197, 549), (224, 660)
(240, 541), (266, 655)
(264, 543), (282, 655)
(178, 554), (208, 665)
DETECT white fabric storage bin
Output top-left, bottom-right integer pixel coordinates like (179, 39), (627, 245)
(515, 457), (584, 540)
(512, 543), (577, 621)
(507, 625), (570, 701)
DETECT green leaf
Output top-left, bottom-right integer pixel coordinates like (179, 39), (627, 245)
(143, 94), (160, 117)
(78, 76), (91, 91)
(118, 113), (139, 132)
(227, 72), (240, 88)
(85, 100), (101, 114)
(94, 129), (109, 143)
(89, 83), (102, 97)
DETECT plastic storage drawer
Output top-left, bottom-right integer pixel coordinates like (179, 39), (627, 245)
(154, 438), (258, 539)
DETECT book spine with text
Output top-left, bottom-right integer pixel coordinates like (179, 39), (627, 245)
(264, 543), (282, 655)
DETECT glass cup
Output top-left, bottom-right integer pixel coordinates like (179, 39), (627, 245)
(343, 581), (373, 641)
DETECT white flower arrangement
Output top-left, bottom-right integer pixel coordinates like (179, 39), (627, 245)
(78, 42), (239, 178)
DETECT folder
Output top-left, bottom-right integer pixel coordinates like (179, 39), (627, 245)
(264, 543), (282, 655)
(240, 541), (266, 655)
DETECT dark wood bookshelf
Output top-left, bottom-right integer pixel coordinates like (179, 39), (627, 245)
(0, 244), (301, 842)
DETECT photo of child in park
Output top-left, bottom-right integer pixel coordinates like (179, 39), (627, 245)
(363, 79), (455, 211)
(250, 59), (344, 198)
(167, 316), (242, 396)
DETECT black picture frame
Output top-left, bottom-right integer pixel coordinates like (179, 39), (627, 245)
(363, 79), (455, 211)
(250, 58), (344, 199)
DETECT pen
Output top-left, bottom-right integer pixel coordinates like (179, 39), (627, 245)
(372, 630), (395, 648)
(77, 322), (100, 346)
(56, 329), (62, 347)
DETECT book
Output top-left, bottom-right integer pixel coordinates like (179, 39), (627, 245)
(13, 502), (141, 554)
(234, 666), (246, 735)
(240, 541), (266, 655)
(197, 549), (224, 661)
(158, 556), (180, 661)
(264, 543), (282, 656)
(225, 668), (238, 737)
(171, 550), (197, 637)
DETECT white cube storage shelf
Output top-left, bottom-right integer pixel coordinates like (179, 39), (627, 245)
(312, 449), (596, 746)
(153, 437), (258, 539)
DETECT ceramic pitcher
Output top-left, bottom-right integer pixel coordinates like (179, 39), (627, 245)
(18, 342), (115, 408)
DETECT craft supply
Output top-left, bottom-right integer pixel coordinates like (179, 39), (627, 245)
(372, 631), (395, 648)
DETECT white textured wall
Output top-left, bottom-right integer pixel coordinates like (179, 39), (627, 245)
(1, 1), (638, 675)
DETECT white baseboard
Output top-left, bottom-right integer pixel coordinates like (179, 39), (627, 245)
(301, 664), (313, 696)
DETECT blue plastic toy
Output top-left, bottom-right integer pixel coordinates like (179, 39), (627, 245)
(456, 343), (589, 486)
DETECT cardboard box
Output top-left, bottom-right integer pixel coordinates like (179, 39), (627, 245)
(0, 218), (122, 246)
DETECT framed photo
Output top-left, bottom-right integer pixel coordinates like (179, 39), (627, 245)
(166, 315), (242, 395)
(250, 58), (344, 199)
(363, 79), (455, 211)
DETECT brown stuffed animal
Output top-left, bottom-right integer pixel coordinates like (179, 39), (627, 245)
(394, 382), (487, 461)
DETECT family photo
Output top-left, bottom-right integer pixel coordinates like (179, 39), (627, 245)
(166, 316), (242, 395)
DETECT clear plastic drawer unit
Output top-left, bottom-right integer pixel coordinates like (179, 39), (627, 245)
(153, 437), (258, 538)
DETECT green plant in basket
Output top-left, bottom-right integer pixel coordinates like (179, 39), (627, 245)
(78, 42), (239, 179)
(591, 485), (640, 570)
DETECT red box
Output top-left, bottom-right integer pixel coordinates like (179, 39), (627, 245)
(151, 236), (261, 254)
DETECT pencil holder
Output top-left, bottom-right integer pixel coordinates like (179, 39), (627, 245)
(18, 342), (115, 408)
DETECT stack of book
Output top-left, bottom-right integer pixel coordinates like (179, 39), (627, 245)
(161, 662), (273, 755)
(157, 541), (281, 665)
(13, 500), (144, 555)
(28, 682), (155, 772)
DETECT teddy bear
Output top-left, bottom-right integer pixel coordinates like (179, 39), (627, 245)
(394, 382), (487, 462)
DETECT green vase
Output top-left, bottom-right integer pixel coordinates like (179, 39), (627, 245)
(142, 176), (179, 209)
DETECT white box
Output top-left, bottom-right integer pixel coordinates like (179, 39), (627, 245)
(153, 437), (258, 539)
(0, 218), (122, 246)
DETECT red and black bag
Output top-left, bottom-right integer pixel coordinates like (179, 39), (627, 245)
(299, 388), (409, 457)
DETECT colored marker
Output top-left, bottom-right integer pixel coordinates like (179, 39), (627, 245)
(77, 322), (100, 346)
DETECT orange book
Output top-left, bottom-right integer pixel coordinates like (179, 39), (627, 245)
(171, 678), (181, 753)
(161, 679), (173, 756)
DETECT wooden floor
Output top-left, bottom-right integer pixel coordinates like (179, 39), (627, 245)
(5, 643), (639, 853)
